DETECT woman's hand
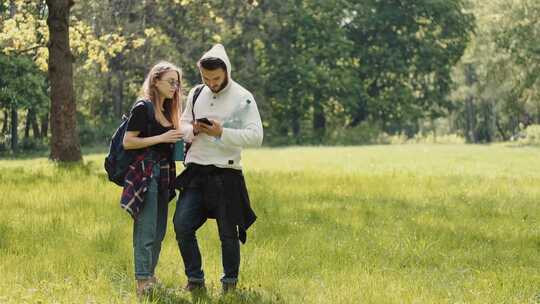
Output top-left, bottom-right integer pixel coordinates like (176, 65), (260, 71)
(159, 129), (184, 143)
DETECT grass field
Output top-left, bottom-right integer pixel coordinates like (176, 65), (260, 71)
(1, 144), (539, 303)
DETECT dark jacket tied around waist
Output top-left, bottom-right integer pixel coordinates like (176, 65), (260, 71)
(121, 150), (176, 219)
(174, 164), (257, 244)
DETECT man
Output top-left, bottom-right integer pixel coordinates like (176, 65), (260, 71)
(174, 44), (263, 293)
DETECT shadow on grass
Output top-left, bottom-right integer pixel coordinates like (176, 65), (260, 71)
(0, 159), (104, 185)
(504, 142), (540, 149)
(0, 149), (49, 160)
(145, 285), (286, 304)
(0, 145), (108, 161)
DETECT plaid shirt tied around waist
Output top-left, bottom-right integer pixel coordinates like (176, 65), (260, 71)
(120, 150), (176, 219)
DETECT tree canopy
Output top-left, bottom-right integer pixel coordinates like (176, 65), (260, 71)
(2, 0), (538, 153)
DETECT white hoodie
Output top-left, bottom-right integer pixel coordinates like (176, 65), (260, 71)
(180, 44), (264, 170)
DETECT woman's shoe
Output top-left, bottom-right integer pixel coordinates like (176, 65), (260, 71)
(136, 278), (155, 297)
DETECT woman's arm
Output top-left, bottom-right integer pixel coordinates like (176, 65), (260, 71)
(123, 129), (183, 150)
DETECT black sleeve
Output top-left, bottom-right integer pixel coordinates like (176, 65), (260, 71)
(126, 103), (148, 134)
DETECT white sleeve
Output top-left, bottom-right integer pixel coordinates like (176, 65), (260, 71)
(220, 96), (263, 148)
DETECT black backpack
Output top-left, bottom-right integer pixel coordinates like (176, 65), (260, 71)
(183, 84), (205, 159)
(104, 100), (155, 186)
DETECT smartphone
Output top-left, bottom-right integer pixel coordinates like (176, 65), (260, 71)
(196, 117), (213, 126)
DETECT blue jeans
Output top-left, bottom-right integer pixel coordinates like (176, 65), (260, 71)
(173, 188), (240, 284)
(133, 164), (168, 279)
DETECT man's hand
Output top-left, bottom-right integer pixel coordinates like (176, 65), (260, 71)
(196, 119), (223, 137)
(192, 121), (201, 136)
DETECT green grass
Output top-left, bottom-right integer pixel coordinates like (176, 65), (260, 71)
(1, 144), (539, 303)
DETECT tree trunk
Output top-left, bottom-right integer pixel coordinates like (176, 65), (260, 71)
(2, 111), (8, 134)
(9, 0), (15, 16)
(464, 63), (477, 143)
(46, 0), (82, 162)
(25, 108), (40, 139)
(495, 116), (508, 141)
(25, 109), (31, 139)
(31, 110), (40, 139)
(349, 97), (368, 127)
(290, 96), (301, 144)
(431, 117), (437, 142)
(113, 70), (125, 118)
(537, 102), (540, 124)
(312, 97), (326, 144)
(40, 113), (49, 138)
(11, 105), (18, 152)
(291, 119), (300, 144)
(465, 96), (476, 143)
(484, 101), (494, 143)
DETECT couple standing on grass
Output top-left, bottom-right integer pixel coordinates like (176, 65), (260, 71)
(120, 44), (263, 297)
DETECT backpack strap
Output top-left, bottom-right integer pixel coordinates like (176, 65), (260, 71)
(131, 99), (155, 137)
(183, 85), (205, 163)
(142, 100), (155, 136)
(191, 84), (205, 121)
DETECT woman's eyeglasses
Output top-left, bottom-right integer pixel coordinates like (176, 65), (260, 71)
(162, 79), (180, 88)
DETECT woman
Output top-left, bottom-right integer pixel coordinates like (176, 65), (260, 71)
(122, 61), (184, 296)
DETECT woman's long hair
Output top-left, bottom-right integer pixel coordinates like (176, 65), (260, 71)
(138, 61), (183, 129)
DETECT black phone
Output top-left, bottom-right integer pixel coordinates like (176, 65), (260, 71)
(196, 117), (213, 126)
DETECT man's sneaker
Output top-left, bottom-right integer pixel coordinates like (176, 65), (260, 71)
(222, 282), (237, 294)
(184, 281), (206, 292)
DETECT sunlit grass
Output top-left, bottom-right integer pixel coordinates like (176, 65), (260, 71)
(1, 144), (539, 303)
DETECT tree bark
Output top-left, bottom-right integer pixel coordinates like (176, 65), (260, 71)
(7, 0), (16, 150)
(9, 0), (15, 16)
(11, 105), (18, 152)
(495, 116), (508, 141)
(25, 108), (40, 139)
(312, 97), (326, 143)
(31, 110), (40, 139)
(2, 111), (8, 134)
(113, 69), (125, 118)
(464, 63), (477, 143)
(25, 109), (31, 139)
(290, 94), (301, 143)
(41, 112), (49, 138)
(349, 97), (368, 127)
(537, 102), (540, 124)
(465, 96), (476, 143)
(46, 0), (82, 162)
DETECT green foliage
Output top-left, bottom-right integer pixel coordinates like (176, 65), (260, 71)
(326, 122), (383, 145)
(519, 124), (540, 146)
(0, 54), (48, 111)
(496, 0), (540, 105)
(346, 0), (474, 130)
(378, 132), (466, 145)
(77, 115), (117, 146)
(0, 53), (48, 152)
(254, 0), (356, 143)
(450, 0), (540, 143)
(1, 0), (521, 148)
(0, 2), (6, 14)
(19, 137), (48, 151)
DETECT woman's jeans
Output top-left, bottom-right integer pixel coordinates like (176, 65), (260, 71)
(173, 188), (240, 284)
(133, 164), (168, 280)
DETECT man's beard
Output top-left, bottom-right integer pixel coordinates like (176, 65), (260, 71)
(210, 76), (229, 93)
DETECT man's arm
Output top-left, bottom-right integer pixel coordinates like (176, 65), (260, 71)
(219, 96), (263, 148)
(180, 88), (196, 142)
